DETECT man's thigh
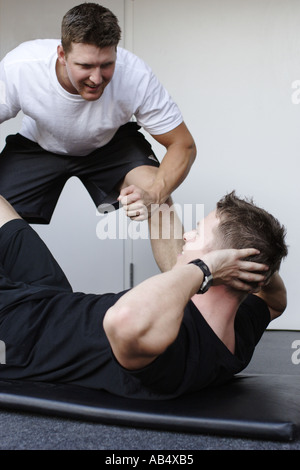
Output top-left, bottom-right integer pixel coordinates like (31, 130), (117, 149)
(0, 218), (71, 291)
(119, 165), (175, 216)
(0, 134), (68, 224)
(78, 123), (160, 210)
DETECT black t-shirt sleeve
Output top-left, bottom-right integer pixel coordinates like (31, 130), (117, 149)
(237, 294), (271, 343)
(234, 294), (271, 367)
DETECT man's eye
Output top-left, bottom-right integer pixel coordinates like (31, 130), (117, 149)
(101, 63), (113, 69)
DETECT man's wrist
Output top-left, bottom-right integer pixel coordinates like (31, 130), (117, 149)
(148, 175), (170, 206)
(200, 254), (214, 276)
(188, 259), (213, 294)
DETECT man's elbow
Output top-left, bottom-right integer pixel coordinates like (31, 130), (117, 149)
(187, 137), (197, 164)
(103, 305), (134, 348)
(269, 288), (288, 321)
(103, 305), (159, 369)
(177, 122), (197, 164)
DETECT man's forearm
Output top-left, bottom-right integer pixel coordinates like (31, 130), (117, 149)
(150, 122), (196, 204)
(152, 144), (196, 204)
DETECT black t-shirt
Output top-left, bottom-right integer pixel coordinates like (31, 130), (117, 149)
(121, 294), (271, 399)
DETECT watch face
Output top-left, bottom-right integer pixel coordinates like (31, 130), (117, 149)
(200, 273), (213, 293)
(200, 277), (209, 293)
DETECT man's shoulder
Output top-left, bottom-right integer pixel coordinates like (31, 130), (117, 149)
(116, 47), (152, 74)
(237, 294), (270, 328)
(241, 293), (268, 310)
(3, 39), (59, 65)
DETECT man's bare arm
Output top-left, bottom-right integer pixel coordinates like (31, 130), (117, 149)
(149, 121), (196, 205)
(254, 272), (287, 320)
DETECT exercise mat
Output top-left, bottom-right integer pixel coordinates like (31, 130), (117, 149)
(0, 373), (299, 441)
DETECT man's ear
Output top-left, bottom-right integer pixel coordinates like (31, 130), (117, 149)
(57, 45), (67, 66)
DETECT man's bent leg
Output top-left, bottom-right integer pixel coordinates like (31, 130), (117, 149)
(0, 196), (72, 290)
(0, 134), (68, 224)
(119, 166), (184, 272)
(0, 195), (22, 228)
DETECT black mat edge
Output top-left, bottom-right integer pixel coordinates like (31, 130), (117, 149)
(0, 374), (298, 442)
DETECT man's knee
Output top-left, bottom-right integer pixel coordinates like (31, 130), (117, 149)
(120, 165), (159, 191)
(0, 196), (22, 228)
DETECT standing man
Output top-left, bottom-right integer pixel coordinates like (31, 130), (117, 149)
(0, 3), (196, 272)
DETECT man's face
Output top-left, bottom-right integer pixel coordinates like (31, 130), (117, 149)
(57, 42), (117, 101)
(176, 209), (220, 266)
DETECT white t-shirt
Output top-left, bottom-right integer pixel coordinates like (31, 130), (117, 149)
(0, 39), (183, 156)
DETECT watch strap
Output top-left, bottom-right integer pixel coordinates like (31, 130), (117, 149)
(188, 259), (213, 294)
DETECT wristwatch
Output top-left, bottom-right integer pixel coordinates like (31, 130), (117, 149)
(188, 259), (213, 294)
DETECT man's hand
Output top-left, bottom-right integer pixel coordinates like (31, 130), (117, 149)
(118, 184), (157, 221)
(202, 248), (269, 292)
(175, 247), (269, 292)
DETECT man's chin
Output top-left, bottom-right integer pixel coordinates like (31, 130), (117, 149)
(174, 250), (204, 268)
(81, 91), (103, 101)
(79, 85), (106, 101)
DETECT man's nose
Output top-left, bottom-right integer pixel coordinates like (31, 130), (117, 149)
(183, 229), (197, 241)
(90, 68), (102, 84)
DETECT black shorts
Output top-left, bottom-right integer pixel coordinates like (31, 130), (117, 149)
(0, 123), (159, 224)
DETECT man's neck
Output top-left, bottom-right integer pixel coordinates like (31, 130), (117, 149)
(192, 285), (246, 354)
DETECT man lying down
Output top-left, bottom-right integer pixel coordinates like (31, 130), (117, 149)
(0, 191), (287, 399)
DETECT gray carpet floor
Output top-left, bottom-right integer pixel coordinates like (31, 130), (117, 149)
(0, 330), (299, 451)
